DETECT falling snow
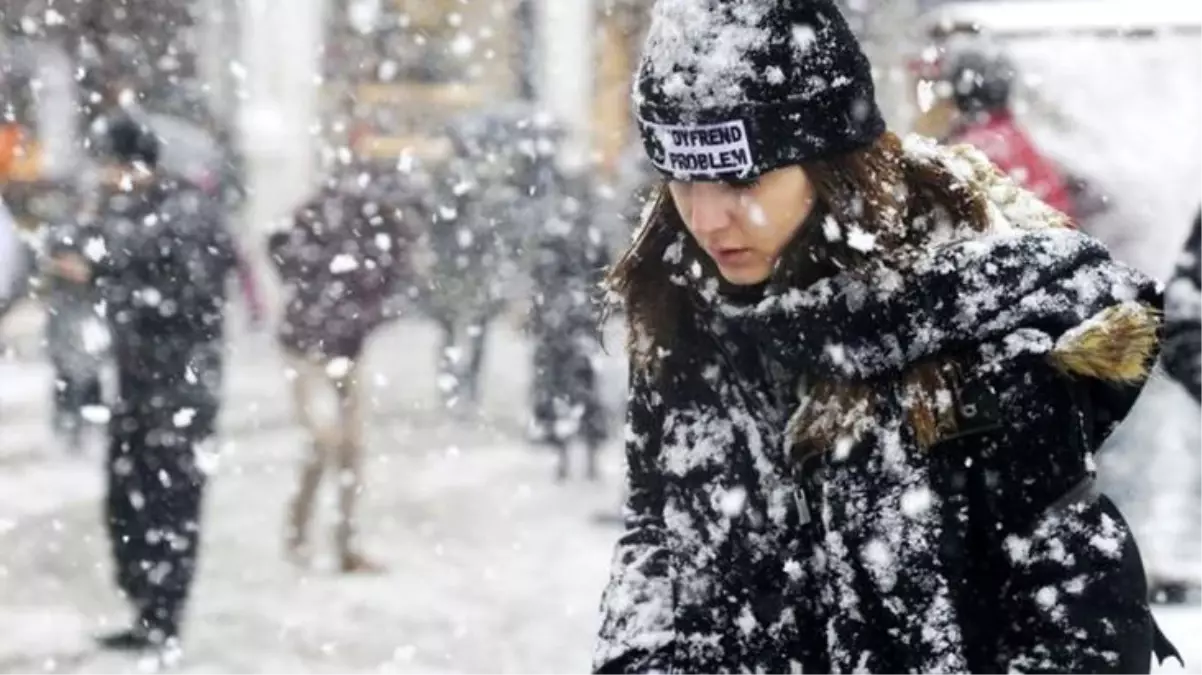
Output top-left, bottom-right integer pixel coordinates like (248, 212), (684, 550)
(0, 0), (1198, 673)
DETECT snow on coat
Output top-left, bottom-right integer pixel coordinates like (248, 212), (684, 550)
(81, 176), (236, 439)
(269, 181), (415, 361)
(595, 138), (1166, 673)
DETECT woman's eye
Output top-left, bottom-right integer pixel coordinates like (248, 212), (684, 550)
(725, 177), (760, 191)
(668, 181), (693, 198)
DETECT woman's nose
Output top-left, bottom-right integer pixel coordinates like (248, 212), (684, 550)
(688, 184), (736, 236)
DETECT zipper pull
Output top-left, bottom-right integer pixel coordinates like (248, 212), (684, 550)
(795, 487), (812, 526)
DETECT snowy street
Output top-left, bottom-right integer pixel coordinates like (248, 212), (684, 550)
(1, 315), (1199, 673)
(0, 318), (627, 673)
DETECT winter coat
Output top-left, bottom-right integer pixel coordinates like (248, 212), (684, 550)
(269, 183), (414, 361)
(41, 219), (110, 381)
(595, 142), (1170, 674)
(81, 176), (236, 439)
(529, 176), (611, 446)
(1163, 211), (1201, 402)
(948, 110), (1074, 219)
(1115, 206), (1202, 583)
(420, 157), (527, 325)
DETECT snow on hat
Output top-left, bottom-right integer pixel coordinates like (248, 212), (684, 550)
(633, 0), (886, 182)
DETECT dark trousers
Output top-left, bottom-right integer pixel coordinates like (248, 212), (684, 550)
(436, 314), (491, 406)
(105, 412), (207, 639)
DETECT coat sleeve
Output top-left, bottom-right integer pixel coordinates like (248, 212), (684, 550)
(954, 360), (1155, 673)
(593, 362), (678, 674)
(267, 210), (313, 280)
(1163, 213), (1201, 402)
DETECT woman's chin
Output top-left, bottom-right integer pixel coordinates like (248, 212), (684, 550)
(717, 264), (771, 286)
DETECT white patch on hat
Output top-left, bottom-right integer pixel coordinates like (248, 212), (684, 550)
(642, 118), (754, 179)
(642, 0), (773, 108)
(792, 23), (817, 54)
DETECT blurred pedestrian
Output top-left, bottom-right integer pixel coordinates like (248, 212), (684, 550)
(50, 115), (235, 652)
(268, 164), (413, 573)
(1144, 208), (1202, 605)
(40, 216), (110, 452)
(422, 109), (532, 412)
(940, 47), (1077, 219)
(528, 168), (611, 482)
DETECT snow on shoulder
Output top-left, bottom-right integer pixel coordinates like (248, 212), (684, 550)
(902, 134), (1073, 233)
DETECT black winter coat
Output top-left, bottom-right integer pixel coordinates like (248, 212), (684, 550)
(595, 147), (1172, 673)
(269, 182), (414, 360)
(1163, 211), (1201, 402)
(529, 176), (611, 446)
(81, 176), (235, 439)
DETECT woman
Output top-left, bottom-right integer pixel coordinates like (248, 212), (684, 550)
(595, 1), (1173, 672)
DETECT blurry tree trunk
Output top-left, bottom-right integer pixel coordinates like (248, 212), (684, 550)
(515, 0), (538, 101)
(537, 0), (594, 172)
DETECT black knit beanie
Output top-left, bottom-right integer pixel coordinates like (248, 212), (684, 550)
(634, 0), (886, 182)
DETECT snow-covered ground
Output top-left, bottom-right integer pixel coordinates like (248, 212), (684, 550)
(0, 317), (631, 673)
(1, 313), (1199, 673)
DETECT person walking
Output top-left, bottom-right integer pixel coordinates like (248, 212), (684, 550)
(269, 165), (413, 573)
(51, 116), (234, 652)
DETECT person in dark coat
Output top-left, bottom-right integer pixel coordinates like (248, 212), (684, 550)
(50, 116), (234, 652)
(268, 165), (413, 573)
(594, 2), (1176, 673)
(1149, 205), (1202, 598)
(421, 110), (531, 412)
(528, 168), (611, 481)
(41, 217), (110, 451)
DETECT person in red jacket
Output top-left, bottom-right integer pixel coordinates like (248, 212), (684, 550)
(941, 49), (1077, 220)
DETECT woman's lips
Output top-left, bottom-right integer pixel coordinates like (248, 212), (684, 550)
(713, 248), (754, 266)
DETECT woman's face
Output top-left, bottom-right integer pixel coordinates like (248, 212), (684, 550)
(668, 165), (817, 286)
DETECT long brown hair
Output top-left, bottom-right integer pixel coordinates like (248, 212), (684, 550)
(606, 130), (996, 450)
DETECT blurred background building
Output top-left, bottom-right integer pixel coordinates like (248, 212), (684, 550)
(5, 0), (1200, 242)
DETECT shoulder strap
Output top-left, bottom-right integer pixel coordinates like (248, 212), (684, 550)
(1069, 378), (1183, 668)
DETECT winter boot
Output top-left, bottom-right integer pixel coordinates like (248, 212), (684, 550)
(585, 442), (601, 482)
(96, 615), (175, 652)
(96, 627), (155, 651)
(552, 441), (569, 482)
(339, 550), (387, 575)
(286, 440), (327, 565)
